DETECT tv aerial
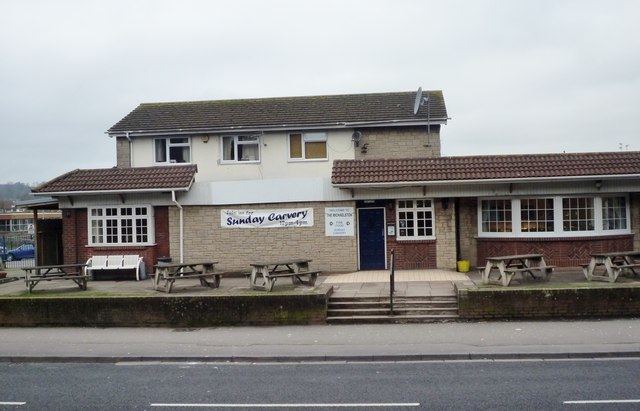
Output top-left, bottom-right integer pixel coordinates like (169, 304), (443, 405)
(413, 87), (431, 135)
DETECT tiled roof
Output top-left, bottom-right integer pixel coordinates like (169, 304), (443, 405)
(33, 165), (197, 194)
(331, 152), (640, 185)
(107, 90), (447, 134)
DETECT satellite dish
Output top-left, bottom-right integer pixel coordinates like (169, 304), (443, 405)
(413, 87), (422, 115)
(413, 87), (429, 115)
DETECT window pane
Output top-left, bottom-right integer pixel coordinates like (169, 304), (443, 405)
(169, 137), (188, 144)
(289, 134), (302, 158)
(222, 137), (235, 161)
(305, 141), (327, 159)
(397, 199), (433, 239)
(238, 142), (259, 161)
(602, 196), (627, 230)
(562, 197), (594, 232)
(155, 139), (167, 162)
(520, 198), (554, 232)
(481, 199), (512, 233)
(169, 145), (189, 163)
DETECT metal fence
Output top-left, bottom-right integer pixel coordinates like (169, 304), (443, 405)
(0, 232), (35, 268)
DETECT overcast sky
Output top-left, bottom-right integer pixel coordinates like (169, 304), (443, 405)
(1, 0), (639, 183)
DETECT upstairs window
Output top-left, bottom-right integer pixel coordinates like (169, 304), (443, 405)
(221, 135), (260, 163)
(155, 137), (190, 164)
(289, 132), (327, 160)
(89, 206), (153, 246)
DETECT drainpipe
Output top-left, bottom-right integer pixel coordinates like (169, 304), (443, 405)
(171, 190), (184, 263)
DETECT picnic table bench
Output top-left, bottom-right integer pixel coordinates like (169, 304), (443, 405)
(482, 254), (555, 287)
(153, 261), (221, 293)
(22, 263), (89, 293)
(249, 259), (320, 292)
(581, 251), (640, 283)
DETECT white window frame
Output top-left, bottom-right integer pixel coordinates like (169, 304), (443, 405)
(153, 137), (191, 165)
(396, 199), (436, 241)
(287, 132), (328, 162)
(477, 194), (631, 238)
(87, 205), (155, 246)
(219, 135), (261, 164)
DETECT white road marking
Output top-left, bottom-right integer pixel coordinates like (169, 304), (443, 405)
(0, 402), (26, 406)
(564, 399), (640, 404)
(150, 403), (420, 408)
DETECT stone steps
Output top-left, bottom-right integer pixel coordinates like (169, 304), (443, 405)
(327, 294), (459, 324)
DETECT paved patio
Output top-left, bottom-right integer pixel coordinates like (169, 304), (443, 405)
(323, 269), (470, 284)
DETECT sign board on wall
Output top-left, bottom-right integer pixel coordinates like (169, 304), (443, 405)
(221, 208), (314, 228)
(325, 207), (355, 236)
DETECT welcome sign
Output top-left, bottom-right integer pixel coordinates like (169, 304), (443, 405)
(221, 208), (314, 228)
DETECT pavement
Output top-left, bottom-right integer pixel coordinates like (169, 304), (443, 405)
(2, 359), (640, 409)
(1, 319), (639, 362)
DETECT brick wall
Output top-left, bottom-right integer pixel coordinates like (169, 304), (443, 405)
(168, 201), (358, 273)
(375, 199), (454, 270)
(354, 126), (441, 159)
(476, 235), (634, 267)
(62, 206), (170, 273)
(116, 137), (131, 168)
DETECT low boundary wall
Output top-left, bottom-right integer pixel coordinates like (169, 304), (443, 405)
(0, 287), (330, 327)
(458, 285), (640, 319)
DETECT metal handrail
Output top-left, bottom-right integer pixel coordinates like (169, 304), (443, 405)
(389, 249), (395, 315)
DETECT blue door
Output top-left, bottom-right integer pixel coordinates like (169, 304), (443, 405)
(358, 208), (386, 270)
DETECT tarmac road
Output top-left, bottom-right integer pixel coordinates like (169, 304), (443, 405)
(1, 359), (640, 410)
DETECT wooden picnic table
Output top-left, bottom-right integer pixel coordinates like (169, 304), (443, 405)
(153, 261), (220, 293)
(582, 251), (640, 283)
(482, 254), (555, 287)
(249, 258), (320, 292)
(22, 263), (89, 293)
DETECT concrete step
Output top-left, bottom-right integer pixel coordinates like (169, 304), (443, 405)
(327, 307), (458, 317)
(329, 295), (457, 303)
(326, 314), (459, 324)
(328, 300), (458, 309)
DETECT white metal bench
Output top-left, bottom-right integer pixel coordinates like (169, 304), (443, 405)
(86, 254), (145, 281)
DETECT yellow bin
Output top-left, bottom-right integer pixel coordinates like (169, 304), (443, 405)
(457, 259), (470, 273)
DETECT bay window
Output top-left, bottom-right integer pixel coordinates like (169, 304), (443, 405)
(221, 135), (260, 163)
(154, 137), (190, 164)
(397, 199), (435, 240)
(288, 132), (328, 160)
(478, 195), (630, 237)
(88, 206), (153, 246)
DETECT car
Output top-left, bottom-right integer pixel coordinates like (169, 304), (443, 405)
(2, 243), (35, 262)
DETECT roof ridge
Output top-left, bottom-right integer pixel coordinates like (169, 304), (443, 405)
(137, 90), (441, 106)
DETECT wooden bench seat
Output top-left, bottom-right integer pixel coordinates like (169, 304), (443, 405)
(614, 264), (640, 269)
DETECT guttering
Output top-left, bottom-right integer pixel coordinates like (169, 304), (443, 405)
(106, 118), (449, 138)
(32, 187), (192, 196)
(333, 173), (640, 188)
(171, 190), (184, 264)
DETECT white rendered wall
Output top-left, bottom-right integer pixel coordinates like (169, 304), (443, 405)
(129, 130), (356, 182)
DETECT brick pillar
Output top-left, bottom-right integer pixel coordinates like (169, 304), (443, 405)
(435, 199), (457, 269)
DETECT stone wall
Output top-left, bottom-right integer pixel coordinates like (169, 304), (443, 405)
(0, 288), (330, 326)
(457, 198), (478, 266)
(435, 199), (457, 269)
(632, 193), (640, 251)
(354, 126), (441, 159)
(169, 201), (358, 273)
(116, 137), (131, 168)
(458, 285), (640, 319)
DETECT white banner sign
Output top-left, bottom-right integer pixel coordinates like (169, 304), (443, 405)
(325, 207), (355, 236)
(221, 208), (314, 228)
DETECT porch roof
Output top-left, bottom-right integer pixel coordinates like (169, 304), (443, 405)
(32, 165), (197, 195)
(331, 151), (640, 186)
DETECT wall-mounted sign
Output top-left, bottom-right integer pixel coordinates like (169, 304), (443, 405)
(325, 207), (355, 236)
(387, 225), (396, 236)
(221, 208), (313, 228)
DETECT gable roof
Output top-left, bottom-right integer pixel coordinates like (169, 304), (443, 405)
(331, 152), (640, 185)
(107, 90), (447, 135)
(33, 165), (197, 194)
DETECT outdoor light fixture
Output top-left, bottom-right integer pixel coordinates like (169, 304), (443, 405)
(201, 135), (210, 143)
(595, 180), (602, 190)
(441, 198), (450, 210)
